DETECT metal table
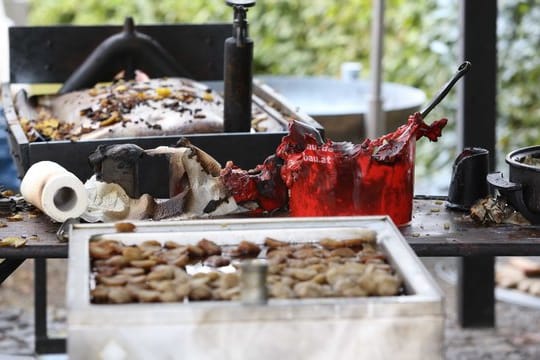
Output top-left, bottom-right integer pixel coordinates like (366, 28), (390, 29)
(0, 0), (501, 352)
(0, 211), (66, 354)
(405, 198), (530, 328)
(2, 198), (540, 354)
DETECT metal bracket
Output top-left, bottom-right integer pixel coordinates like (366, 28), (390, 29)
(56, 217), (80, 242)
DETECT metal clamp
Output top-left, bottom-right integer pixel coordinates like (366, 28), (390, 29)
(56, 218), (80, 242)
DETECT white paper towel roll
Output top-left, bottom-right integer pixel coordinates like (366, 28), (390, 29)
(20, 161), (88, 222)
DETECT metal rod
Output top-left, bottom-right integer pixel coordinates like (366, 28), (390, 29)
(421, 61), (472, 119)
(367, 0), (386, 139)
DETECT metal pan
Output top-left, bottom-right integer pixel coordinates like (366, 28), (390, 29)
(67, 216), (443, 360)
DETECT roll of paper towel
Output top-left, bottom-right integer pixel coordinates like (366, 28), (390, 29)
(21, 161), (88, 222)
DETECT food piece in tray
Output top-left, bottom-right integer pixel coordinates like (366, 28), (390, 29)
(293, 281), (328, 298)
(269, 281), (296, 299)
(230, 240), (261, 258)
(283, 268), (318, 281)
(328, 247), (357, 258)
(89, 239), (122, 259)
(204, 255), (231, 268)
(218, 273), (240, 289)
(89, 232), (403, 304)
(197, 239), (222, 256)
(319, 232), (376, 250)
(189, 283), (213, 301)
(107, 287), (133, 304)
(146, 265), (175, 281)
(90, 285), (111, 303)
(187, 244), (206, 258)
(264, 237), (288, 249)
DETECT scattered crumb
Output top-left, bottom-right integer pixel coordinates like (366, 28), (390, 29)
(115, 222), (136, 233)
(430, 208), (441, 213)
(443, 223), (450, 230)
(1, 190), (15, 197)
(6, 214), (23, 222)
(412, 233), (420, 237)
(0, 236), (27, 248)
(434, 200), (444, 205)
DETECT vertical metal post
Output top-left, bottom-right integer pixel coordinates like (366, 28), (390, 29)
(458, 0), (497, 166)
(458, 256), (495, 327)
(367, 0), (386, 139)
(34, 258), (66, 354)
(34, 258), (48, 351)
(457, 0), (497, 328)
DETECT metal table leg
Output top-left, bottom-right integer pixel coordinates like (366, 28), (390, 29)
(0, 258), (24, 284)
(457, 256), (495, 327)
(34, 258), (66, 354)
(457, 0), (497, 329)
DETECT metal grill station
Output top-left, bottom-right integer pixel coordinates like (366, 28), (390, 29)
(0, 0), (517, 357)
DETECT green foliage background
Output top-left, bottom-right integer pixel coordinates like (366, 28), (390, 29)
(27, 0), (539, 192)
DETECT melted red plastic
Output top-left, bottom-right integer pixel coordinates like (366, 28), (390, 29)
(277, 112), (448, 225)
(220, 155), (288, 214)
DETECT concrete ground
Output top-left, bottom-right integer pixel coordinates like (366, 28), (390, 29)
(1, 257), (540, 359)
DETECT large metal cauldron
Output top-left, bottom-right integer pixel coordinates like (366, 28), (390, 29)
(256, 76), (426, 142)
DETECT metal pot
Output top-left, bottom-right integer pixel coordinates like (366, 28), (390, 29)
(487, 145), (540, 224)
